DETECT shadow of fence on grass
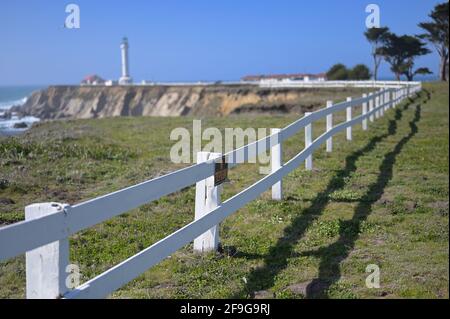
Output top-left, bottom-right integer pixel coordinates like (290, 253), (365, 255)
(303, 100), (423, 298)
(233, 90), (427, 298)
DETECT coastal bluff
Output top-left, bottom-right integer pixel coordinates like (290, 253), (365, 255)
(17, 85), (366, 120)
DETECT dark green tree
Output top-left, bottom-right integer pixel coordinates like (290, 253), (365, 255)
(414, 67), (433, 77)
(349, 64), (372, 80)
(381, 33), (431, 81)
(364, 27), (390, 80)
(418, 1), (449, 81)
(326, 63), (349, 80)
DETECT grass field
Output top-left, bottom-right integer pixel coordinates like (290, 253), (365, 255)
(0, 82), (448, 299)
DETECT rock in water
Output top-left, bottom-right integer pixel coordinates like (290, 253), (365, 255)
(13, 122), (28, 129)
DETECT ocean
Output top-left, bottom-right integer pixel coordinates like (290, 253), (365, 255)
(0, 86), (44, 136)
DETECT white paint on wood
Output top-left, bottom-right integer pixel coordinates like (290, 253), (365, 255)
(385, 91), (389, 111)
(386, 91), (390, 109)
(379, 91), (384, 117)
(271, 128), (282, 200)
(362, 94), (368, 131)
(375, 95), (380, 119)
(194, 152), (222, 253)
(326, 100), (333, 152)
(346, 97), (352, 141)
(26, 203), (69, 299)
(304, 112), (313, 170)
(369, 92), (375, 122)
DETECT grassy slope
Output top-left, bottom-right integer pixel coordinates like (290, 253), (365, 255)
(0, 83), (448, 299)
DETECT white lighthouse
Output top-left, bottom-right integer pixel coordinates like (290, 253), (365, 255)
(119, 37), (132, 85)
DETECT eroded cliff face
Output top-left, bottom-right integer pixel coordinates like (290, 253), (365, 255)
(18, 85), (361, 119)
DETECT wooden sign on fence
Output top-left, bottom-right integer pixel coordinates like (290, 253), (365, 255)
(214, 156), (228, 186)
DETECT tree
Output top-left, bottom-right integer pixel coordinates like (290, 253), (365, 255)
(364, 27), (390, 80)
(326, 63), (371, 80)
(381, 33), (431, 81)
(414, 67), (433, 77)
(418, 1), (449, 81)
(326, 63), (349, 80)
(349, 64), (372, 80)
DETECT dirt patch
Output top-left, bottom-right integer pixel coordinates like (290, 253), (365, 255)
(252, 290), (274, 299)
(42, 188), (83, 204)
(404, 201), (419, 213)
(286, 280), (328, 297)
(427, 201), (449, 216)
(376, 194), (394, 206)
(153, 282), (176, 290)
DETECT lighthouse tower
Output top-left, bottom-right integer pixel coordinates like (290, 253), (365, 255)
(119, 37), (132, 85)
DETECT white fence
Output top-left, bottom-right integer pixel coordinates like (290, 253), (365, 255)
(0, 82), (422, 299)
(258, 80), (422, 89)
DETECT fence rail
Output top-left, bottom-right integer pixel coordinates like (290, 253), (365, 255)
(0, 81), (422, 299)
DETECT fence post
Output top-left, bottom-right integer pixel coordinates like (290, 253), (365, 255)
(346, 97), (352, 141)
(194, 152), (222, 253)
(384, 91), (389, 111)
(379, 90), (384, 117)
(387, 90), (391, 109)
(387, 89), (392, 109)
(392, 90), (396, 108)
(391, 90), (394, 107)
(369, 92), (374, 122)
(326, 101), (333, 152)
(26, 203), (69, 299)
(394, 89), (398, 107)
(362, 93), (368, 131)
(375, 94), (380, 119)
(304, 112), (313, 171)
(271, 128), (282, 200)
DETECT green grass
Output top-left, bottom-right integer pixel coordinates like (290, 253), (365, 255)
(0, 83), (448, 299)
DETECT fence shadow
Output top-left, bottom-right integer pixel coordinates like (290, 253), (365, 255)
(303, 99), (423, 298)
(234, 91), (427, 298)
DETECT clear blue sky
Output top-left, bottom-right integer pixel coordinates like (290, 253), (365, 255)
(0, 0), (442, 85)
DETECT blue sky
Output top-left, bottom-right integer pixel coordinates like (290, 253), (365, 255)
(0, 0), (443, 85)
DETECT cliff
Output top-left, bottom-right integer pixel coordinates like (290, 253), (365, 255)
(18, 85), (364, 119)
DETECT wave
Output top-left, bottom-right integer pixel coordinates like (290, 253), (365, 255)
(0, 97), (28, 110)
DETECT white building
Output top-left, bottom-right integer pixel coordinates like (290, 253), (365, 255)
(119, 37), (133, 85)
(242, 73), (327, 83)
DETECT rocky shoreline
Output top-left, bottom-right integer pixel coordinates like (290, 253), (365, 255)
(0, 107), (40, 135)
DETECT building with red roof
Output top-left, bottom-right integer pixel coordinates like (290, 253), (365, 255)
(81, 74), (105, 85)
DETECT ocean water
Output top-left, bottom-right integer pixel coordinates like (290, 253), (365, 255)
(0, 86), (44, 136)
